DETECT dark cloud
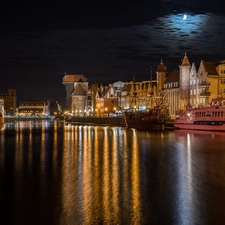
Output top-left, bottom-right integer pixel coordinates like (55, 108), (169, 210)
(0, 2), (225, 105)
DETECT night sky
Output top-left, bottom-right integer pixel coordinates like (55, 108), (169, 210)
(0, 0), (225, 106)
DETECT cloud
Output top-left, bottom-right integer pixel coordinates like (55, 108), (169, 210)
(0, 12), (224, 103)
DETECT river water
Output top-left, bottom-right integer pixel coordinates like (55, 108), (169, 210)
(0, 120), (225, 225)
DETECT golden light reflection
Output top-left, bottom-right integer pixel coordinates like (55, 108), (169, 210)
(111, 128), (120, 223)
(131, 129), (142, 224)
(61, 125), (79, 222)
(28, 123), (33, 173)
(93, 126), (101, 223)
(59, 125), (143, 223)
(52, 121), (58, 176)
(40, 121), (46, 175)
(102, 127), (112, 223)
(82, 126), (94, 224)
(0, 124), (5, 171)
(122, 128), (129, 215)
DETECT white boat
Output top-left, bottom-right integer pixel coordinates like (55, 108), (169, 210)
(174, 98), (225, 131)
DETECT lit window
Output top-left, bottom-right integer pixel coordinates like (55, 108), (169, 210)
(221, 78), (225, 84)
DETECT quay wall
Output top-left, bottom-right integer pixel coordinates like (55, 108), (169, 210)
(66, 116), (127, 127)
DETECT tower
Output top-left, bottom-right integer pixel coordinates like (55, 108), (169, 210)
(62, 73), (88, 111)
(179, 53), (191, 110)
(156, 59), (167, 96)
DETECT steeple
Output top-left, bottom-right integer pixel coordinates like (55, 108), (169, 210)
(181, 52), (190, 66)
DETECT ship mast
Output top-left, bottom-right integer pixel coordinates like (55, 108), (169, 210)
(131, 75), (138, 110)
(149, 67), (154, 109)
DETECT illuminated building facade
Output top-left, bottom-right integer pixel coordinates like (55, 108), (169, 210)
(190, 60), (225, 107)
(0, 89), (17, 115)
(163, 70), (180, 119)
(62, 57), (225, 119)
(62, 74), (88, 115)
(17, 100), (50, 116)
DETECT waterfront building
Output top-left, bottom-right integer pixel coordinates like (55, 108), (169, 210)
(190, 60), (225, 107)
(179, 53), (191, 110)
(163, 55), (225, 118)
(0, 89), (17, 115)
(17, 100), (50, 116)
(62, 74), (88, 113)
(162, 54), (191, 119)
(163, 70), (180, 119)
(94, 81), (125, 116)
(189, 62), (200, 107)
(120, 79), (158, 111)
(62, 56), (225, 119)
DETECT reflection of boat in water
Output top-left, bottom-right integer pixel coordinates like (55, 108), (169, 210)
(174, 129), (225, 136)
(174, 129), (225, 140)
(174, 98), (225, 131)
(124, 104), (171, 130)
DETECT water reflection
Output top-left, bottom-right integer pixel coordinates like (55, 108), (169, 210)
(1, 121), (225, 225)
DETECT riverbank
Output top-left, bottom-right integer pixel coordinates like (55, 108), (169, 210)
(66, 116), (127, 127)
(65, 116), (175, 130)
(4, 116), (54, 122)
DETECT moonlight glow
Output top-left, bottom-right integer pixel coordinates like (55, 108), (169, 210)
(183, 14), (187, 20)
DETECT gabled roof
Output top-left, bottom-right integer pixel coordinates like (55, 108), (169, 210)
(72, 83), (86, 96)
(203, 62), (218, 75)
(164, 70), (179, 84)
(102, 86), (110, 96)
(191, 62), (200, 72)
(62, 74), (87, 83)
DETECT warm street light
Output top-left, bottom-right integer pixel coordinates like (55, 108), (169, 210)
(105, 108), (108, 117)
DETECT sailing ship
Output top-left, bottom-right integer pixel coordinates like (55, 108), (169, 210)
(124, 104), (170, 130)
(174, 97), (225, 131)
(124, 74), (171, 130)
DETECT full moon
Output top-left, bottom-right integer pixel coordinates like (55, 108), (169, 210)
(183, 14), (187, 20)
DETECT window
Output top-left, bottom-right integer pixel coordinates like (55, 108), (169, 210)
(221, 70), (225, 74)
(221, 78), (225, 84)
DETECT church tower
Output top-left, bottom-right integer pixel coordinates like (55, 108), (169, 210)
(179, 53), (191, 110)
(156, 59), (167, 96)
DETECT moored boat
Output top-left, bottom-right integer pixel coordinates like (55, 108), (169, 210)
(124, 104), (171, 130)
(174, 98), (225, 131)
